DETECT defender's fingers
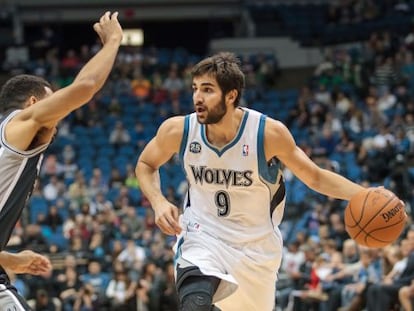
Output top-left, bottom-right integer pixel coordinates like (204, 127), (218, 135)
(93, 22), (101, 33)
(111, 11), (119, 20)
(100, 11), (111, 23)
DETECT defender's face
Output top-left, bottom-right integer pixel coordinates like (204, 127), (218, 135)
(192, 75), (226, 124)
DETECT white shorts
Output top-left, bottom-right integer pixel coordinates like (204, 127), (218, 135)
(0, 284), (31, 311)
(174, 222), (283, 311)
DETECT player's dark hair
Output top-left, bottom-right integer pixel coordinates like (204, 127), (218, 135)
(0, 74), (51, 113)
(191, 52), (245, 107)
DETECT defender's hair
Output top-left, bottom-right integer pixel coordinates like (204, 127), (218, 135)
(0, 74), (51, 113)
(191, 52), (245, 107)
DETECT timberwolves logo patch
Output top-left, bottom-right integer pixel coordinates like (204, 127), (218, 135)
(189, 142), (201, 153)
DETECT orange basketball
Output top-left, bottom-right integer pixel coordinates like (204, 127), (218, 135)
(344, 187), (407, 248)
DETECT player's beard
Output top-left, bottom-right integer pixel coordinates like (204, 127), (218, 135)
(197, 95), (227, 124)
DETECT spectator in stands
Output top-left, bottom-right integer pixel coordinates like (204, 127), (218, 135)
(61, 49), (81, 74)
(109, 167), (125, 189)
(162, 68), (184, 95)
(85, 99), (104, 127)
(22, 224), (49, 253)
(383, 239), (412, 285)
(73, 283), (96, 311)
(68, 172), (90, 209)
(109, 240), (124, 263)
(87, 231), (106, 261)
(89, 167), (109, 196)
(41, 154), (62, 177)
(278, 240), (305, 309)
(62, 144), (76, 163)
(314, 84), (332, 106)
(42, 205), (63, 232)
(60, 157), (79, 185)
(382, 244), (402, 277)
(139, 260), (164, 310)
(125, 165), (139, 189)
(30, 288), (59, 311)
(89, 191), (113, 215)
(377, 87), (397, 113)
(339, 247), (381, 311)
(288, 243), (326, 311)
(26, 268), (59, 304)
(151, 72), (169, 105)
(57, 266), (82, 311)
(121, 206), (145, 240)
(341, 239), (360, 265)
(105, 266), (133, 310)
(399, 280), (414, 311)
(335, 130), (356, 154)
(131, 72), (151, 101)
(373, 56), (400, 96)
(321, 239), (366, 310)
(160, 260), (179, 310)
(69, 235), (89, 262)
(42, 175), (65, 202)
(109, 121), (131, 148)
(366, 233), (414, 311)
(316, 126), (339, 156)
(328, 213), (349, 251)
(79, 260), (111, 307)
(124, 279), (150, 311)
(117, 239), (146, 273)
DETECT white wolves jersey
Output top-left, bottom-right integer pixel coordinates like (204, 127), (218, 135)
(0, 110), (48, 250)
(179, 108), (286, 244)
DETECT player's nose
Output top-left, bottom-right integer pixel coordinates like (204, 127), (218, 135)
(193, 90), (203, 103)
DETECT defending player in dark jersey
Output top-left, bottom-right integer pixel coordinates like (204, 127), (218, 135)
(0, 11), (123, 310)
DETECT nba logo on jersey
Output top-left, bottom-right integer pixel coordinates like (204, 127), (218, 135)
(242, 144), (249, 156)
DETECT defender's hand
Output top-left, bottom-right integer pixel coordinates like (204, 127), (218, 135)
(5, 250), (52, 275)
(93, 11), (123, 46)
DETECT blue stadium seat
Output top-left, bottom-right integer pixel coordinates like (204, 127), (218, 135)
(47, 232), (68, 250)
(128, 188), (142, 205)
(29, 197), (49, 224)
(106, 187), (120, 202)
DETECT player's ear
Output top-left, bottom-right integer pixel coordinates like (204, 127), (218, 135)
(226, 89), (237, 105)
(25, 95), (38, 108)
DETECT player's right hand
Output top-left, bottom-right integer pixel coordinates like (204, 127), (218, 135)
(93, 11), (123, 46)
(153, 201), (182, 235)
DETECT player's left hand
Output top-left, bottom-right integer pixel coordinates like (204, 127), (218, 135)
(6, 250), (52, 275)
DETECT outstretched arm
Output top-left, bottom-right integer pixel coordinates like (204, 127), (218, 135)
(5, 11), (123, 151)
(0, 250), (52, 275)
(136, 116), (184, 235)
(265, 118), (364, 200)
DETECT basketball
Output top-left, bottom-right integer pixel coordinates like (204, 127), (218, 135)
(344, 187), (407, 248)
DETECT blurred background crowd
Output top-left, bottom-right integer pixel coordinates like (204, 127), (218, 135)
(2, 0), (414, 310)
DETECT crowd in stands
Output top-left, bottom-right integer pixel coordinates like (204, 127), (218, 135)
(248, 0), (414, 45)
(2, 2), (414, 311)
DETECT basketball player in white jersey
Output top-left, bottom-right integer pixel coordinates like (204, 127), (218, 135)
(0, 12), (122, 310)
(136, 52), (365, 311)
